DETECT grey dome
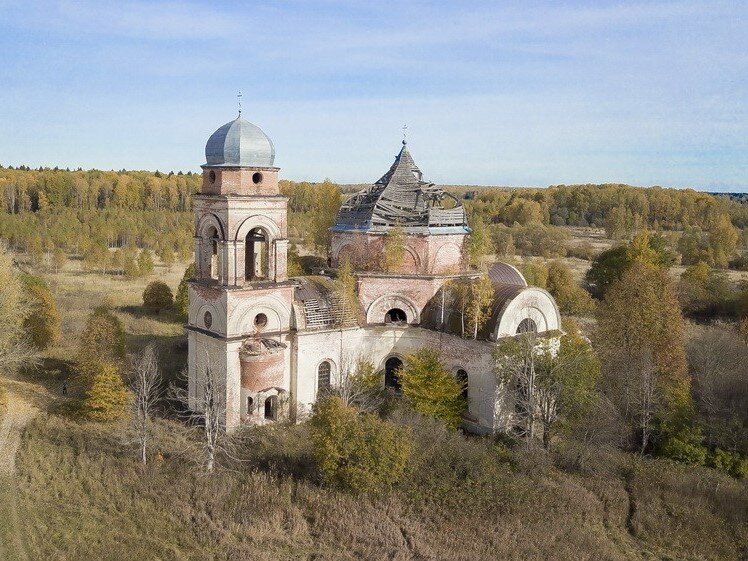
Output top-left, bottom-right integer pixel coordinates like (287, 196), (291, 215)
(205, 115), (275, 167)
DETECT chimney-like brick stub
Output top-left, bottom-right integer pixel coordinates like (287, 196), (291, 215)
(239, 338), (286, 392)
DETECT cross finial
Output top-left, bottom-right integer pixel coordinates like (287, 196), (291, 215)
(402, 123), (408, 145)
(238, 90), (243, 116)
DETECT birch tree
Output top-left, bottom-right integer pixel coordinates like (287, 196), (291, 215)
(170, 349), (226, 473)
(130, 345), (163, 465)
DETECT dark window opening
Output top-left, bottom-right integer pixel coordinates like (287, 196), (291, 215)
(456, 369), (469, 401)
(209, 170), (216, 184)
(246, 228), (268, 281)
(264, 395), (277, 420)
(517, 318), (537, 334)
(254, 313), (268, 330)
(317, 361), (331, 395)
(207, 226), (219, 280)
(247, 396), (254, 415)
(385, 357), (403, 391)
(252, 172), (263, 184)
(385, 308), (407, 324)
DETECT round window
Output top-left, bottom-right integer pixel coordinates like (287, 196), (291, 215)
(254, 313), (268, 329)
(203, 311), (213, 328)
(252, 172), (263, 184)
(209, 170), (216, 184)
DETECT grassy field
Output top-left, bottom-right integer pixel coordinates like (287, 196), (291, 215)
(0, 241), (746, 560)
(8, 406), (747, 560)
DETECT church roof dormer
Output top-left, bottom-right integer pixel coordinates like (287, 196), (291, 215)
(333, 142), (469, 234)
(205, 115), (275, 168)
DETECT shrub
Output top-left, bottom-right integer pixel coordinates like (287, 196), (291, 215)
(85, 362), (132, 422)
(520, 260), (548, 288)
(566, 241), (597, 261)
(311, 396), (411, 492)
(142, 281), (174, 311)
(659, 428), (707, 466)
(398, 348), (466, 429)
(710, 449), (747, 479)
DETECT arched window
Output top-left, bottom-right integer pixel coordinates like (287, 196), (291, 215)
(247, 396), (254, 415)
(246, 228), (268, 281)
(385, 308), (407, 324)
(207, 226), (219, 280)
(317, 361), (331, 395)
(384, 357), (403, 391)
(456, 369), (469, 401)
(517, 318), (537, 334)
(264, 395), (276, 420)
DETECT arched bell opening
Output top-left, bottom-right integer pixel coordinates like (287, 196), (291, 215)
(246, 227), (269, 281)
(207, 226), (220, 280)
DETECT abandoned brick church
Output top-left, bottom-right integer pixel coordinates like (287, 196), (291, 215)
(187, 112), (561, 434)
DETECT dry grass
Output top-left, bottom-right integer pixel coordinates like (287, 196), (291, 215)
(6, 237), (746, 560)
(9, 409), (747, 561)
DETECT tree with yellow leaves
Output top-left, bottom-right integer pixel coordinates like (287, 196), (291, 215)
(85, 361), (132, 422)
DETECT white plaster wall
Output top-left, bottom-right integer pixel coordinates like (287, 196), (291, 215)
(292, 325), (499, 432)
(495, 288), (561, 339)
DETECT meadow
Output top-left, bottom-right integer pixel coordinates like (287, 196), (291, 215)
(0, 250), (745, 560)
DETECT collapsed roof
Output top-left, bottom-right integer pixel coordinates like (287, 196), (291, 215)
(333, 142), (469, 234)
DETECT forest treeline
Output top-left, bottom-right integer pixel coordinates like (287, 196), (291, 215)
(0, 165), (746, 270)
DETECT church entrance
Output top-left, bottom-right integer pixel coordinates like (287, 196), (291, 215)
(384, 357), (403, 391)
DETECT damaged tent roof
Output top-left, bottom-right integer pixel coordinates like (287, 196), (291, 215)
(333, 142), (469, 234)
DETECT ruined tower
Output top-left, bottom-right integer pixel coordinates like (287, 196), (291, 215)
(187, 114), (294, 428)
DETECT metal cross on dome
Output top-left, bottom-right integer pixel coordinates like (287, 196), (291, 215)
(402, 123), (408, 144)
(238, 91), (242, 115)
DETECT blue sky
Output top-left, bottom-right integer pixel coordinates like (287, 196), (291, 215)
(0, 1), (746, 190)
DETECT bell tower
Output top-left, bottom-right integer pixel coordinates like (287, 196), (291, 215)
(187, 112), (294, 429)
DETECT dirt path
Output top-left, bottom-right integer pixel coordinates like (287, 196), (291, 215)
(0, 375), (48, 561)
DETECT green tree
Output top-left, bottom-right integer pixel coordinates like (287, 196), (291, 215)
(138, 249), (155, 276)
(0, 249), (38, 371)
(85, 361), (131, 422)
(465, 274), (494, 339)
(382, 225), (406, 272)
(466, 217), (489, 268)
(334, 257), (359, 324)
(521, 261), (548, 288)
(398, 348), (466, 429)
(77, 306), (127, 381)
(158, 247), (175, 270)
(311, 396), (411, 492)
(287, 242), (304, 276)
(175, 263), (195, 321)
(142, 280), (174, 311)
(585, 232), (673, 297)
(52, 247), (66, 273)
(709, 214), (738, 268)
(21, 274), (61, 350)
(596, 261), (692, 453)
(546, 261), (595, 316)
